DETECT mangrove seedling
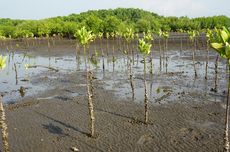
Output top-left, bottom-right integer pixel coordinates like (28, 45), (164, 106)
(210, 26), (230, 152)
(74, 27), (94, 67)
(74, 27), (96, 137)
(162, 31), (169, 73)
(157, 30), (163, 71)
(105, 32), (110, 56)
(123, 28), (135, 61)
(123, 28), (135, 101)
(110, 32), (116, 72)
(178, 29), (184, 53)
(135, 33), (140, 66)
(138, 39), (152, 124)
(144, 30), (154, 74)
(123, 28), (135, 92)
(188, 30), (199, 78)
(143, 30), (153, 42)
(97, 32), (105, 72)
(116, 31), (123, 52)
(74, 27), (94, 54)
(205, 29), (213, 80)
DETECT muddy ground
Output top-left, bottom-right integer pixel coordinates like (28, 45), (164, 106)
(0, 38), (228, 152)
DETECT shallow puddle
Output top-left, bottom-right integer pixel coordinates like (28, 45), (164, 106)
(0, 52), (78, 103)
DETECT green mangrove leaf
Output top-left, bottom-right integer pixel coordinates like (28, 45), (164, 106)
(158, 29), (162, 37)
(211, 26), (230, 59)
(206, 29), (213, 41)
(0, 55), (7, 69)
(226, 42), (230, 58)
(188, 30), (198, 42)
(74, 26), (94, 46)
(211, 42), (225, 53)
(178, 29), (184, 33)
(97, 32), (103, 39)
(123, 28), (134, 43)
(162, 31), (169, 39)
(143, 30), (153, 42)
(138, 39), (152, 56)
(220, 30), (229, 43)
(223, 26), (230, 37)
(214, 28), (223, 42)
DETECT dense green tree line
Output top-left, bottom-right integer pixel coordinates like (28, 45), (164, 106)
(0, 8), (229, 39)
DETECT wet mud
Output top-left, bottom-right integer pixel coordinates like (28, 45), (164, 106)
(0, 38), (228, 151)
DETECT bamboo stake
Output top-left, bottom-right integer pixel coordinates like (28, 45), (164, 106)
(0, 96), (10, 152)
(224, 60), (230, 152)
(144, 58), (149, 124)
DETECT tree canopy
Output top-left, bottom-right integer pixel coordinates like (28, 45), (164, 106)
(0, 8), (229, 39)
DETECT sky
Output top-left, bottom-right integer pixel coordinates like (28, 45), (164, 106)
(0, 0), (229, 20)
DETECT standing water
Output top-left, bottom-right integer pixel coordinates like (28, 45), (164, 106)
(0, 41), (228, 105)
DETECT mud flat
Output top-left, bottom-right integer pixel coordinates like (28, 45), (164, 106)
(0, 39), (228, 151)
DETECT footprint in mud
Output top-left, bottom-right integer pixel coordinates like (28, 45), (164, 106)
(178, 128), (205, 141)
(170, 127), (208, 145)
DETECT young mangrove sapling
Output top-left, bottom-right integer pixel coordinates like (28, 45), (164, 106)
(74, 27), (96, 137)
(138, 39), (152, 124)
(210, 26), (230, 152)
(123, 28), (135, 101)
(188, 30), (199, 78)
(162, 31), (169, 73)
(205, 29), (212, 80)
